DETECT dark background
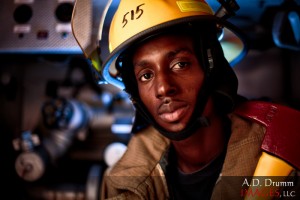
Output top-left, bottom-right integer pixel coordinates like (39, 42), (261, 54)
(0, 0), (299, 199)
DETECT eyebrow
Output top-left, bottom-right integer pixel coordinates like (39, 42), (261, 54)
(133, 47), (193, 69)
(167, 47), (193, 59)
(133, 60), (150, 69)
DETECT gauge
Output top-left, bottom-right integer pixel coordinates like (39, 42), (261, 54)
(15, 152), (45, 182)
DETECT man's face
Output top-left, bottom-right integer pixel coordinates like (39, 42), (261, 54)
(133, 34), (204, 132)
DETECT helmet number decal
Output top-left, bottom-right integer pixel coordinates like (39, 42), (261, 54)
(122, 3), (145, 28)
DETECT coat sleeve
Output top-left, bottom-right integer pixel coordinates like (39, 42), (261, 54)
(100, 167), (142, 200)
(100, 164), (170, 200)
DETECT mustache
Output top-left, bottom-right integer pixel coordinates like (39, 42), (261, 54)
(158, 98), (188, 114)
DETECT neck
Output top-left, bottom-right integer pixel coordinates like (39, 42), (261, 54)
(171, 114), (227, 173)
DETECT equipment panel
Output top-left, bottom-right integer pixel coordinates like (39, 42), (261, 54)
(0, 0), (81, 54)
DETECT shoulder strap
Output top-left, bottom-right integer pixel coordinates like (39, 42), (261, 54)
(234, 101), (300, 170)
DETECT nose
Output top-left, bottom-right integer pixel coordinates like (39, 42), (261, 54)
(155, 72), (177, 99)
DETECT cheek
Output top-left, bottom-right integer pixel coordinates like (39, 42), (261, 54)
(139, 85), (155, 111)
(184, 86), (200, 107)
(193, 71), (204, 92)
(185, 75), (203, 96)
(183, 76), (204, 106)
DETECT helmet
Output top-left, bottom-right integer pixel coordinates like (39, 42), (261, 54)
(72, 0), (248, 140)
(102, 0), (247, 90)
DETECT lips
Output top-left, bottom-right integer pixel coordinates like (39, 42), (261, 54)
(158, 101), (189, 123)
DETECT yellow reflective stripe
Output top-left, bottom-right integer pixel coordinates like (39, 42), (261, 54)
(244, 152), (294, 200)
(253, 152), (293, 177)
(90, 49), (102, 72)
(176, 1), (213, 13)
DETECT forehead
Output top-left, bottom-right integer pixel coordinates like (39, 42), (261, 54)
(132, 33), (195, 59)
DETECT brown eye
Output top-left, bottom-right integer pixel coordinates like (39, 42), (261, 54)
(172, 62), (189, 70)
(140, 72), (153, 82)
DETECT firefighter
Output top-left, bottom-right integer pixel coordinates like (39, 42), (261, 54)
(72, 0), (300, 199)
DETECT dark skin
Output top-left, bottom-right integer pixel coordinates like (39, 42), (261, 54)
(133, 34), (226, 173)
